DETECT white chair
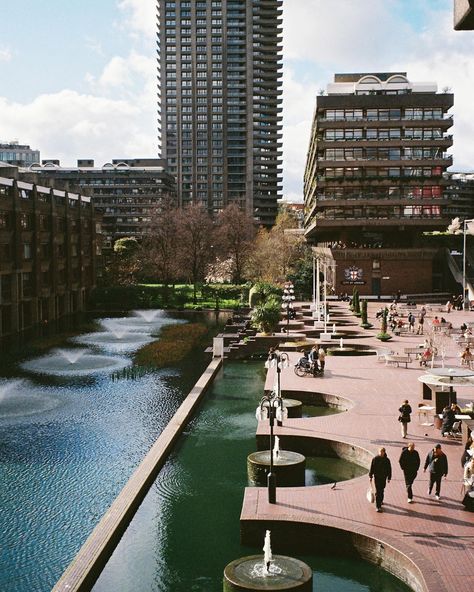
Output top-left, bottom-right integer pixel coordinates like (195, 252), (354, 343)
(448, 421), (462, 438)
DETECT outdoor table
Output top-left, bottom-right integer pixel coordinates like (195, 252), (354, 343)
(462, 419), (474, 446)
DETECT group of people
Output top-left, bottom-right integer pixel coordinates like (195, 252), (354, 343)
(296, 345), (326, 376)
(369, 443), (449, 512)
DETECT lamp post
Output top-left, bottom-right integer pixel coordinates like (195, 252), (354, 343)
(282, 282), (295, 334)
(259, 352), (289, 503)
(463, 219), (474, 311)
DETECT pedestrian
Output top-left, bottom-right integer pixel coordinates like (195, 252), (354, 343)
(369, 447), (392, 512)
(318, 346), (326, 374)
(308, 345), (319, 375)
(399, 442), (420, 503)
(408, 312), (415, 333)
(416, 312), (425, 335)
(398, 399), (412, 439)
(424, 443), (448, 500)
(440, 403), (456, 436)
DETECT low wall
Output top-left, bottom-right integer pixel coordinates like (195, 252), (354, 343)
(52, 357), (222, 592)
(240, 520), (432, 592)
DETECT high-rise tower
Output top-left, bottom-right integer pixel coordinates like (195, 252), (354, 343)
(158, 0), (283, 225)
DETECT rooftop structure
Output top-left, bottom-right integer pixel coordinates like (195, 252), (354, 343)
(0, 141), (40, 167)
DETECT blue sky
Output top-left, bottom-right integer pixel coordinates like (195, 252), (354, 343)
(0, 0), (473, 200)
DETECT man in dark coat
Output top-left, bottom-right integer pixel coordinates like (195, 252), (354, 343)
(369, 447), (392, 512)
(424, 444), (448, 500)
(399, 442), (420, 503)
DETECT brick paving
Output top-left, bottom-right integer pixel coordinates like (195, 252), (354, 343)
(241, 301), (474, 592)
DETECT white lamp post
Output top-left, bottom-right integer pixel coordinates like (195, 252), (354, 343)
(282, 282), (295, 334)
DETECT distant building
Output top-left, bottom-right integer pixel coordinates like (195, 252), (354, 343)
(157, 0), (283, 225)
(0, 142), (40, 167)
(0, 165), (100, 339)
(30, 159), (176, 252)
(304, 72), (455, 296)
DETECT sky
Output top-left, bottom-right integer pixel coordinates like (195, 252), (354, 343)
(0, 0), (473, 202)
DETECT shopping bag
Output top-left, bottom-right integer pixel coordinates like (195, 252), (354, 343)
(366, 486), (375, 503)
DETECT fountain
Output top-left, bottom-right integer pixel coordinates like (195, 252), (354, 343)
(339, 337), (344, 349)
(0, 379), (61, 418)
(135, 310), (160, 323)
(56, 348), (87, 365)
(273, 436), (280, 458)
(223, 530), (312, 591)
(72, 320), (154, 353)
(20, 348), (131, 377)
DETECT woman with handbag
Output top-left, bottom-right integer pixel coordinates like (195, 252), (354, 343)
(398, 399), (412, 439)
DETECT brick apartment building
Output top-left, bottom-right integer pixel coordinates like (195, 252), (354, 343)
(0, 165), (100, 339)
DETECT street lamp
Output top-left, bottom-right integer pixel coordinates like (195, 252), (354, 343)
(265, 351), (289, 426)
(282, 282), (295, 334)
(463, 219), (474, 310)
(258, 352), (289, 503)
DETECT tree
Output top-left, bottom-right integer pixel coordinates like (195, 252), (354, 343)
(215, 203), (256, 283)
(139, 198), (181, 300)
(245, 212), (306, 283)
(103, 237), (141, 286)
(176, 204), (215, 303)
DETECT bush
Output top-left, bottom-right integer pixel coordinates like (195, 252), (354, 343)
(251, 297), (281, 334)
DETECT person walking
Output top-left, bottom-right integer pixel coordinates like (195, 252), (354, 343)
(416, 311), (425, 335)
(369, 447), (392, 512)
(408, 312), (415, 333)
(398, 399), (412, 439)
(399, 442), (420, 503)
(424, 444), (448, 500)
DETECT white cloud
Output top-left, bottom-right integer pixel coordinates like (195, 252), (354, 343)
(0, 89), (156, 166)
(0, 46), (12, 62)
(282, 0), (474, 198)
(117, 0), (156, 39)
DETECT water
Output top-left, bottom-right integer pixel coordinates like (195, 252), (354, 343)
(0, 310), (220, 592)
(93, 361), (410, 592)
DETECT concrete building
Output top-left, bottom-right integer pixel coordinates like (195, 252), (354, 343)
(0, 141), (40, 167)
(454, 0), (474, 29)
(304, 72), (455, 296)
(158, 0), (283, 225)
(30, 159), (176, 251)
(0, 166), (100, 339)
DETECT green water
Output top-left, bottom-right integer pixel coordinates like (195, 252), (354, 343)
(93, 361), (411, 592)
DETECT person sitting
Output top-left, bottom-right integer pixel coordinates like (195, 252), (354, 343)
(419, 346), (432, 367)
(462, 457), (474, 511)
(461, 346), (474, 366)
(296, 350), (310, 368)
(441, 404), (456, 436)
(460, 322), (468, 333)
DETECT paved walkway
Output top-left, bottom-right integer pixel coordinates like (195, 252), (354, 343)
(241, 301), (474, 592)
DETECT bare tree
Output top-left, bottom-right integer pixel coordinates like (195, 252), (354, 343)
(177, 204), (215, 303)
(215, 203), (256, 283)
(140, 198), (181, 300)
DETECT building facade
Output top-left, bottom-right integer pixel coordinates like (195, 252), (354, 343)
(158, 0), (283, 225)
(304, 72), (454, 295)
(0, 142), (40, 167)
(0, 166), (100, 339)
(30, 159), (176, 251)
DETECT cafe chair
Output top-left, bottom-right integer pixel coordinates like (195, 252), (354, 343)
(448, 421), (462, 438)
